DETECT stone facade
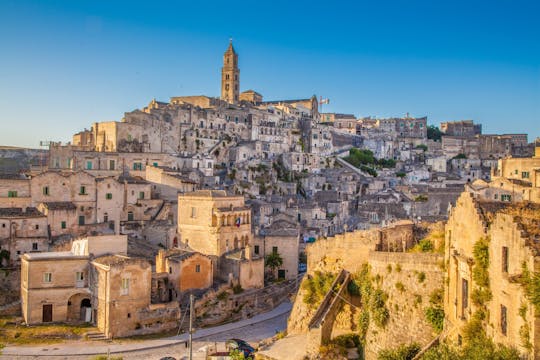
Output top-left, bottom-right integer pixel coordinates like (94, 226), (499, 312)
(445, 191), (540, 358)
(21, 252), (90, 324)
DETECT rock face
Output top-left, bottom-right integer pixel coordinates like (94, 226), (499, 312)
(286, 225), (445, 359)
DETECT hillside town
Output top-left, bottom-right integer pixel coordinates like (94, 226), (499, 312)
(1, 42), (539, 360)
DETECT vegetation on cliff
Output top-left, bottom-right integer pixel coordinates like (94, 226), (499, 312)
(347, 263), (390, 343)
(301, 271), (336, 306)
(424, 288), (444, 333)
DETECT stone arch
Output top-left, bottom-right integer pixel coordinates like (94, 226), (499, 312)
(67, 292), (91, 322)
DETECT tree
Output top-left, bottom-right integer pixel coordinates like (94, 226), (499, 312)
(265, 251), (284, 279)
(427, 125), (443, 141)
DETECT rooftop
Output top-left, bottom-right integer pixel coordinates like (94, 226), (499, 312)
(0, 207), (43, 218)
(41, 201), (77, 211)
(24, 251), (88, 260)
(182, 190), (229, 198)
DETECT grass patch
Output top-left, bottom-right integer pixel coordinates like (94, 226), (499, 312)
(0, 317), (95, 345)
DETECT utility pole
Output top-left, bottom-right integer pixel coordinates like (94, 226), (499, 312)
(189, 293), (194, 360)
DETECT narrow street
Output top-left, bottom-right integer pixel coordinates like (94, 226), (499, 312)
(0, 302), (290, 360)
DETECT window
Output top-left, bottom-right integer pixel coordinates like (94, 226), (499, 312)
(78, 215), (85, 226)
(109, 160), (115, 170)
(121, 278), (130, 295)
(76, 272), (84, 281)
(191, 207), (196, 218)
(501, 194), (512, 202)
(195, 264), (201, 273)
(138, 192), (145, 200)
(43, 272), (52, 283)
(86, 161), (92, 170)
(103, 213), (108, 223)
(133, 162), (142, 170)
(43, 186), (49, 196)
(127, 211), (134, 221)
(461, 278), (468, 316)
(79, 186), (86, 195)
(7, 191), (17, 198)
(61, 221), (66, 229)
(502, 247), (509, 273)
(522, 171), (530, 179)
(169, 267), (172, 274)
(272, 246), (278, 254)
(106, 193), (113, 200)
(153, 162), (158, 167)
(501, 305), (507, 335)
(254, 245), (260, 255)
(35, 224), (39, 230)
(32, 243), (38, 251)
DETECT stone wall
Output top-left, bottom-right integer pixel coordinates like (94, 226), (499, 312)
(0, 267), (20, 307)
(361, 251), (444, 359)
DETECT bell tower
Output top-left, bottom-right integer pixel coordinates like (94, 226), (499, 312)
(221, 40), (240, 104)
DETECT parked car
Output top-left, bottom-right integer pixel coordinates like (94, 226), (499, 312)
(298, 263), (307, 273)
(225, 338), (255, 358)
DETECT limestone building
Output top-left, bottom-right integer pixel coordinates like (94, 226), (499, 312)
(177, 190), (263, 288)
(445, 192), (540, 358)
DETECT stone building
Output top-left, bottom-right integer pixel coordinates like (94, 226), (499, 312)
(177, 190), (263, 288)
(239, 89), (262, 104)
(21, 235), (179, 338)
(91, 255), (154, 338)
(0, 173), (32, 209)
(21, 251), (90, 324)
(440, 120), (482, 137)
(0, 207), (49, 263)
(467, 146), (540, 204)
(255, 219), (299, 280)
(441, 135), (480, 159)
(155, 249), (213, 296)
(221, 41), (240, 104)
(445, 191), (540, 358)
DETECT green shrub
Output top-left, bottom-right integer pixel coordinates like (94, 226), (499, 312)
(302, 271), (336, 306)
(520, 262), (540, 313)
(232, 284), (244, 294)
(395, 282), (406, 293)
(378, 343), (420, 360)
(411, 239), (434, 252)
(424, 306), (444, 333)
(217, 291), (229, 301)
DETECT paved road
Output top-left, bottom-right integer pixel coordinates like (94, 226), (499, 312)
(1, 303), (290, 360)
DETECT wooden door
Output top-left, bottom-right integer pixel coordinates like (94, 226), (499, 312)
(42, 304), (53, 322)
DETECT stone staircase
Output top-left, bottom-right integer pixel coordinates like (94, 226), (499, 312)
(85, 330), (109, 341)
(306, 269), (351, 352)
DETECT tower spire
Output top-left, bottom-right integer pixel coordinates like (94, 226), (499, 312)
(221, 41), (240, 104)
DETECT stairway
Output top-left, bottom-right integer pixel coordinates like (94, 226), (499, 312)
(86, 331), (109, 341)
(307, 269), (351, 351)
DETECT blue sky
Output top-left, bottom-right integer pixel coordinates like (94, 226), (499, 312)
(0, 0), (539, 148)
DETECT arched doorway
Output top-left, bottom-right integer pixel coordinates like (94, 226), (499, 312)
(67, 293), (91, 322)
